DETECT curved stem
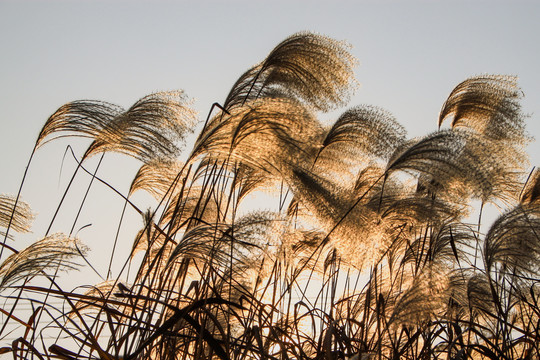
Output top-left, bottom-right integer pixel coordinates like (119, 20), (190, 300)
(69, 152), (105, 236)
(0, 145), (37, 260)
(107, 199), (128, 279)
(45, 147), (84, 237)
(473, 201), (484, 270)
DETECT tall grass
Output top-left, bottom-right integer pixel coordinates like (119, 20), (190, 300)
(1, 32), (539, 360)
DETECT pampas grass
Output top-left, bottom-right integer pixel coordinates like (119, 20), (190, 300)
(1, 32), (539, 360)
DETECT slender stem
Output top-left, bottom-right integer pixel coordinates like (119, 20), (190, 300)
(45, 150), (83, 237)
(69, 152), (105, 236)
(107, 199), (128, 279)
(0, 145), (37, 260)
(473, 202), (484, 270)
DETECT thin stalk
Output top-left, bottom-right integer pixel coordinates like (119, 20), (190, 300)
(0, 145), (36, 260)
(69, 152), (105, 236)
(473, 202), (484, 270)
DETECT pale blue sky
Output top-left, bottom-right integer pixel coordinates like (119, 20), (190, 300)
(1, 0), (539, 281)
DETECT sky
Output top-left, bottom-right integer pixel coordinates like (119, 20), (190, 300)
(1, 0), (539, 285)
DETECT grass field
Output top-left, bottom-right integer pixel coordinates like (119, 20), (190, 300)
(1, 32), (539, 360)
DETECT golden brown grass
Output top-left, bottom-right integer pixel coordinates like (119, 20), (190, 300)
(1, 32), (539, 360)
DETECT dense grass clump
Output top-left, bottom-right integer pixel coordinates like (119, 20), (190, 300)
(1, 32), (539, 360)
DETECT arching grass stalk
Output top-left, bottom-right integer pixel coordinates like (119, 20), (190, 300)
(0, 145), (37, 260)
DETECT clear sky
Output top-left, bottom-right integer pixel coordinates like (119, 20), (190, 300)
(1, 0), (539, 283)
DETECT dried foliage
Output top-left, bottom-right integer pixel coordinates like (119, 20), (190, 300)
(0, 194), (33, 235)
(222, 31), (357, 112)
(1, 32), (539, 360)
(0, 234), (86, 289)
(36, 100), (124, 148)
(439, 74), (528, 142)
(86, 91), (197, 161)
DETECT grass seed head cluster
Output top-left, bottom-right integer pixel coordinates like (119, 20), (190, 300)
(1, 32), (539, 360)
